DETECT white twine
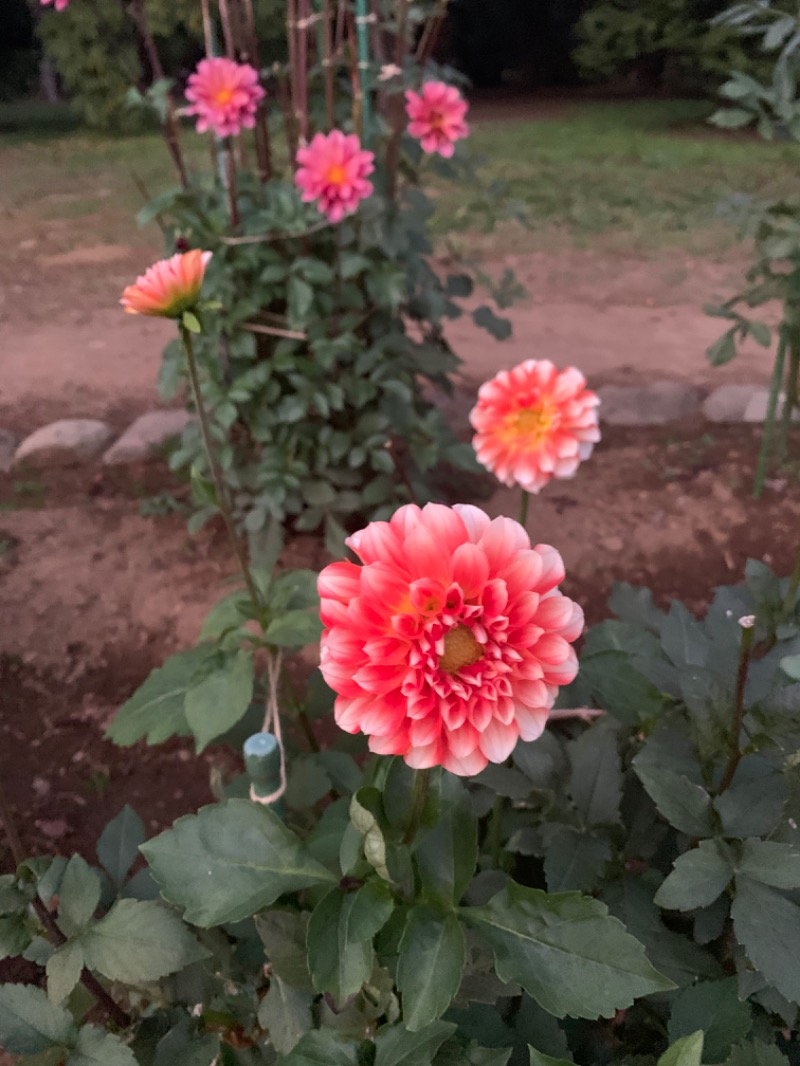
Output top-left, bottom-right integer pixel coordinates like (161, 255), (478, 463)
(354, 12), (377, 23)
(249, 650), (287, 806)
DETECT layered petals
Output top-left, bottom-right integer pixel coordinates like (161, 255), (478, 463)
(295, 130), (375, 223)
(470, 359), (601, 493)
(318, 503), (582, 776)
(405, 81), (469, 158)
(120, 250), (212, 318)
(185, 58), (265, 138)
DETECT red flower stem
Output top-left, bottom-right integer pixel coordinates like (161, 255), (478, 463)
(717, 623), (755, 795)
(180, 325), (265, 623)
(224, 140), (241, 228)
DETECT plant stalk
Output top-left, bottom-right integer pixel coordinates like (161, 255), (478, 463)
(755, 327), (787, 497)
(717, 622), (755, 794)
(777, 329), (800, 464)
(779, 542), (800, 623)
(180, 326), (265, 621)
(402, 768), (431, 846)
(519, 489), (530, 529)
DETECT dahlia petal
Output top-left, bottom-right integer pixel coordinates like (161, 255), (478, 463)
(534, 544), (566, 591)
(451, 543), (490, 599)
(318, 560), (361, 602)
(405, 741), (443, 769)
(453, 504), (492, 542)
(478, 718), (520, 764)
(515, 704), (550, 742)
(443, 747), (488, 777)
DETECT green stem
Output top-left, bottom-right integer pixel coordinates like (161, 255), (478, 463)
(402, 769), (431, 846)
(778, 332), (800, 464)
(180, 326), (265, 622)
(488, 793), (504, 868)
(717, 622), (755, 795)
(755, 328), (787, 497)
(779, 543), (800, 624)
(519, 490), (530, 529)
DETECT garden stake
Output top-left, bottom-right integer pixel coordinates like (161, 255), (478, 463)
(777, 329), (800, 464)
(754, 327), (787, 498)
(354, 0), (373, 143)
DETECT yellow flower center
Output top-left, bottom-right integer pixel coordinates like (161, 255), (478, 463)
(506, 401), (556, 445)
(440, 625), (483, 675)
(214, 86), (235, 106)
(327, 163), (347, 186)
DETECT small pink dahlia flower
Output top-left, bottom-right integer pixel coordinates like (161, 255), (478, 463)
(41, 0), (69, 10)
(470, 360), (601, 494)
(318, 503), (582, 776)
(185, 57), (265, 138)
(405, 81), (469, 158)
(295, 130), (375, 223)
(120, 250), (212, 318)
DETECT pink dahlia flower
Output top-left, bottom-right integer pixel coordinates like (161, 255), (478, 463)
(318, 503), (582, 776)
(405, 81), (469, 158)
(41, 0), (69, 9)
(120, 250), (212, 318)
(295, 130), (375, 223)
(185, 57), (265, 138)
(470, 359), (601, 494)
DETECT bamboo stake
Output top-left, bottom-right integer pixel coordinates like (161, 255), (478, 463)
(322, 0), (336, 128)
(239, 0), (274, 180)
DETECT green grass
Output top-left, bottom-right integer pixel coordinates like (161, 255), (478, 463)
(2, 96), (800, 254)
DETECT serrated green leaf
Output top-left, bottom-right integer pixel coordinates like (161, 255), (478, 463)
(373, 1020), (456, 1066)
(66, 1025), (138, 1066)
(715, 758), (787, 838)
(415, 793), (477, 905)
(657, 1032), (704, 1066)
(142, 800), (336, 926)
(397, 905), (466, 1031)
(264, 609), (323, 648)
(462, 880), (673, 1019)
(46, 940), (84, 1005)
(97, 805), (146, 889)
(81, 899), (208, 983)
(567, 719), (622, 826)
(0, 916), (32, 960)
(732, 875), (800, 1005)
(152, 1019), (220, 1066)
(106, 647), (211, 746)
(633, 731), (714, 837)
(58, 856), (101, 936)
(542, 827), (610, 893)
(726, 1038), (789, 1065)
(654, 840), (734, 911)
(199, 588), (251, 641)
(185, 649), (254, 752)
(280, 1030), (361, 1066)
(528, 1050), (573, 1066)
(307, 889), (373, 1002)
(738, 840), (800, 888)
(0, 983), (76, 1055)
(258, 974), (312, 1054)
(668, 979), (751, 1062)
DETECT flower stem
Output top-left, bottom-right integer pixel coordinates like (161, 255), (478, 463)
(488, 793), (504, 867)
(755, 327), (787, 497)
(779, 543), (800, 624)
(402, 768), (431, 846)
(180, 325), (265, 623)
(717, 622), (755, 794)
(519, 490), (530, 529)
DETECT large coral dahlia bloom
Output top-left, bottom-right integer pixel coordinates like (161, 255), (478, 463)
(470, 359), (601, 494)
(120, 250), (212, 318)
(318, 503), (582, 776)
(295, 130), (375, 223)
(405, 81), (469, 158)
(185, 58), (265, 138)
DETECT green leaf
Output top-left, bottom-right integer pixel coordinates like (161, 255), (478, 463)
(782, 654), (800, 681)
(67, 1025), (138, 1066)
(731, 875), (800, 1005)
(567, 719), (622, 826)
(654, 840), (734, 911)
(528, 1050), (573, 1066)
(57, 856), (101, 936)
(278, 1028), (361, 1066)
(738, 840), (800, 888)
(397, 905), (466, 1031)
(81, 899), (208, 983)
(181, 311), (202, 335)
(542, 827), (610, 893)
(106, 647), (211, 746)
(373, 1020), (456, 1066)
(264, 609), (323, 648)
(199, 588), (251, 641)
(726, 1039), (789, 1065)
(578, 652), (668, 726)
(185, 650), (254, 752)
(668, 978), (751, 1063)
(349, 880), (395, 941)
(46, 940), (84, 1005)
(462, 880), (673, 1019)
(152, 1020), (220, 1066)
(657, 1032), (704, 1066)
(257, 975), (312, 1054)
(633, 731), (714, 837)
(472, 306), (512, 341)
(288, 276), (314, 325)
(714, 758), (787, 838)
(0, 916), (32, 960)
(256, 910), (312, 991)
(141, 800), (336, 926)
(0, 983), (76, 1055)
(307, 889), (373, 1002)
(97, 805), (146, 889)
(415, 793), (477, 905)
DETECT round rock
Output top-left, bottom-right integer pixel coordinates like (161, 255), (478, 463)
(597, 382), (701, 426)
(102, 409), (194, 465)
(13, 419), (115, 469)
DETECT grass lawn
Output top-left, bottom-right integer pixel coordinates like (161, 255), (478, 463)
(2, 97), (799, 255)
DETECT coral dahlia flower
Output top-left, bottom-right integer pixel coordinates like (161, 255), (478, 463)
(405, 81), (469, 158)
(41, 0), (69, 9)
(185, 57), (265, 138)
(470, 360), (601, 493)
(318, 503), (582, 776)
(120, 250), (212, 318)
(295, 130), (375, 223)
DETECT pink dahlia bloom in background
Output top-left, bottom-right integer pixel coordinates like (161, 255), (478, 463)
(41, 0), (69, 9)
(295, 130), (375, 223)
(120, 250), (212, 318)
(470, 359), (601, 494)
(318, 503), (582, 776)
(185, 58), (265, 138)
(405, 81), (469, 158)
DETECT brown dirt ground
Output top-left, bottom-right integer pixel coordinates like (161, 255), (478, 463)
(1, 139), (798, 895)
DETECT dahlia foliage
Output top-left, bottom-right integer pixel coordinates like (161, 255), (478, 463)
(318, 503), (583, 775)
(295, 130), (376, 223)
(185, 57), (265, 138)
(120, 250), (212, 318)
(470, 358), (601, 493)
(405, 80), (470, 158)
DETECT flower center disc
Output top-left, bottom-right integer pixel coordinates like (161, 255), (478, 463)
(327, 163), (347, 185)
(439, 624), (483, 675)
(510, 402), (556, 444)
(215, 87), (235, 105)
